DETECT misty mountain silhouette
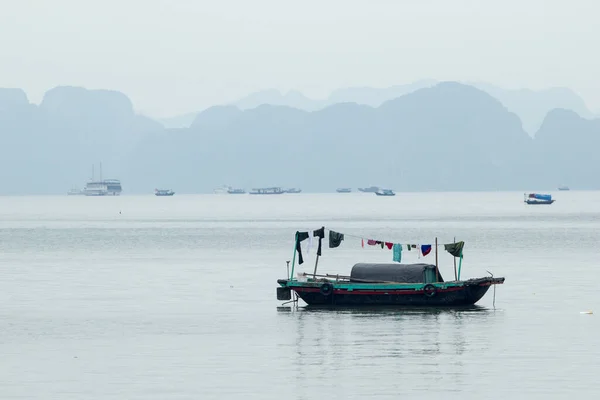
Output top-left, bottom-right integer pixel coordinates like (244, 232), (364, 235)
(160, 80), (593, 137)
(0, 82), (598, 194)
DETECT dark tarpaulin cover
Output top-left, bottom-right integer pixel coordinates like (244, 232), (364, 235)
(350, 263), (443, 283)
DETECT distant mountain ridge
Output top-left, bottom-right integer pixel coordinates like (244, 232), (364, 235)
(159, 80), (594, 136)
(1, 82), (598, 194)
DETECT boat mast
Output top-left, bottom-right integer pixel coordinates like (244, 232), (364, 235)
(453, 237), (458, 280)
(435, 237), (439, 282)
(290, 232), (298, 280)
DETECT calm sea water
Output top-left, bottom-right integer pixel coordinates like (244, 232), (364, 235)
(1, 192), (599, 399)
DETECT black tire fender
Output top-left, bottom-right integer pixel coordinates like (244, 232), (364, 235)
(423, 283), (437, 297)
(320, 282), (334, 296)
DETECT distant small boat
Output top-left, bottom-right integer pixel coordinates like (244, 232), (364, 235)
(524, 193), (554, 205)
(558, 186), (570, 191)
(155, 189), (175, 196)
(250, 187), (284, 195)
(336, 188), (352, 193)
(67, 188), (84, 195)
(227, 188), (246, 194)
(375, 189), (395, 196)
(358, 186), (380, 193)
(284, 188), (302, 194)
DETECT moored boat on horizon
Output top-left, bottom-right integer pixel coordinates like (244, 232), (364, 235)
(214, 185), (231, 194)
(155, 189), (175, 196)
(358, 186), (380, 193)
(524, 193), (555, 205)
(82, 163), (122, 196)
(375, 189), (395, 196)
(250, 187), (284, 195)
(336, 188), (352, 193)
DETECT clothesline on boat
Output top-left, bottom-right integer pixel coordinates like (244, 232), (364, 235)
(293, 226), (464, 265)
(293, 226), (463, 248)
(326, 227), (462, 248)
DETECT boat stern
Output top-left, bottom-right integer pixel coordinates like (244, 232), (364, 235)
(276, 279), (292, 301)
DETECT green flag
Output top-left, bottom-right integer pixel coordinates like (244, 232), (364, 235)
(444, 241), (464, 257)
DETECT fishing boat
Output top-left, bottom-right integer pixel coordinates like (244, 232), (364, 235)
(336, 188), (352, 193)
(375, 189), (395, 196)
(558, 186), (570, 191)
(284, 188), (302, 194)
(227, 188), (246, 194)
(276, 228), (505, 307)
(249, 187), (284, 195)
(155, 189), (175, 196)
(524, 193), (555, 205)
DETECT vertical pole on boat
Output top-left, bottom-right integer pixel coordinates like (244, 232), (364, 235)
(289, 232), (298, 280)
(457, 250), (463, 281)
(312, 254), (320, 279)
(435, 237), (439, 282)
(453, 237), (458, 281)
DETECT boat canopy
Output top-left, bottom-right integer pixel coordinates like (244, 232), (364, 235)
(350, 263), (442, 283)
(529, 193), (552, 201)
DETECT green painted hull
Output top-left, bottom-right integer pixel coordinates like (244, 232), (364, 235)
(277, 277), (504, 306)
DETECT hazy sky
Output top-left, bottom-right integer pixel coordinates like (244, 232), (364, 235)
(1, 0), (598, 117)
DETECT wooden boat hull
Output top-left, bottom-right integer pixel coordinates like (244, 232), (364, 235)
(277, 277), (504, 307)
(525, 199), (554, 205)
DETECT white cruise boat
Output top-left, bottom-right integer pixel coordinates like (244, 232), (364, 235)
(213, 185), (231, 194)
(82, 164), (122, 196)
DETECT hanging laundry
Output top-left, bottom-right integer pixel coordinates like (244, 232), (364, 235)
(313, 227), (325, 256)
(385, 242), (393, 250)
(444, 241), (464, 257)
(411, 244), (417, 249)
(329, 230), (345, 248)
(307, 232), (313, 254)
(361, 239), (364, 248)
(392, 243), (402, 262)
(295, 231), (309, 264)
(376, 241), (384, 249)
(367, 239), (377, 246)
(406, 244), (412, 251)
(421, 244), (432, 257)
